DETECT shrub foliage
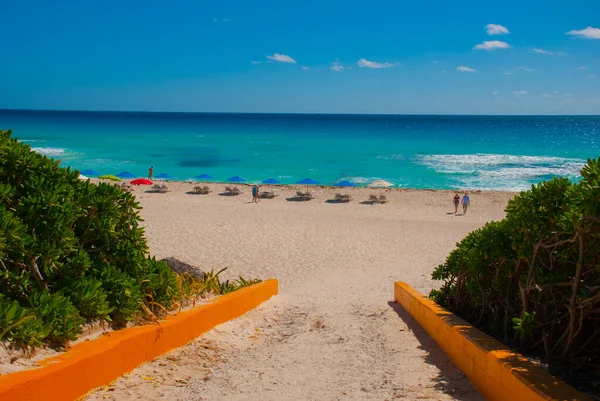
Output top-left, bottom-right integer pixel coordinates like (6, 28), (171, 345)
(0, 130), (259, 349)
(431, 158), (600, 389)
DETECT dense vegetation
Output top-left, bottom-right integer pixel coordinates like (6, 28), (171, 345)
(431, 157), (600, 395)
(0, 129), (259, 350)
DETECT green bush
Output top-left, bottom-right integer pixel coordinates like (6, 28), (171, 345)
(431, 157), (600, 393)
(0, 129), (261, 349)
(0, 129), (187, 347)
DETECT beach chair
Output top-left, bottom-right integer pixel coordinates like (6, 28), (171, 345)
(334, 193), (344, 202)
(368, 194), (379, 204)
(341, 194), (352, 202)
(296, 191), (306, 199)
(153, 183), (168, 193)
(192, 185), (204, 194)
(304, 192), (314, 200)
(202, 186), (211, 193)
(230, 187), (241, 195)
(225, 186), (233, 193)
(378, 195), (388, 204)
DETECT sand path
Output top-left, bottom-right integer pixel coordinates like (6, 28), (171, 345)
(86, 185), (514, 400)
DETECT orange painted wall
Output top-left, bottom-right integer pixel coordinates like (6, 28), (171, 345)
(0, 279), (278, 401)
(394, 282), (590, 401)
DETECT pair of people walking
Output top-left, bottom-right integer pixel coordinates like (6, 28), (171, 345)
(453, 192), (470, 214)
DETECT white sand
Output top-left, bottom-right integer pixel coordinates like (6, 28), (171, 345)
(79, 182), (515, 400)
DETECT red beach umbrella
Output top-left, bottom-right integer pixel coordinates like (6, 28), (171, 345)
(131, 178), (153, 185)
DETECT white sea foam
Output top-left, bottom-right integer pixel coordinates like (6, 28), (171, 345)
(32, 147), (67, 156)
(376, 154), (403, 160)
(417, 153), (586, 191)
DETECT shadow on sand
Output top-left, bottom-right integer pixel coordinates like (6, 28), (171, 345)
(387, 301), (484, 401)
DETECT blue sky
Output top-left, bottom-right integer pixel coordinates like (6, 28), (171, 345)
(1, 0), (599, 114)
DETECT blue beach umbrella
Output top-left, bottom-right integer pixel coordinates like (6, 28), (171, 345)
(334, 180), (357, 187)
(262, 178), (281, 184)
(155, 173), (173, 180)
(195, 173), (214, 180)
(227, 176), (246, 183)
(296, 178), (320, 185)
(81, 169), (100, 176)
(116, 171), (136, 179)
(296, 177), (320, 192)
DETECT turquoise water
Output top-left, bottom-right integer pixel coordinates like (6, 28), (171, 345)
(1, 110), (599, 191)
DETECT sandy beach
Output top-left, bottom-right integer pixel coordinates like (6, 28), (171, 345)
(78, 182), (515, 400)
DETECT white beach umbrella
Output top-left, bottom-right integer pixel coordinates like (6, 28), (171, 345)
(78, 174), (89, 181)
(368, 180), (393, 188)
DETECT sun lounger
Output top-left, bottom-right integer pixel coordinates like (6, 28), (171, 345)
(152, 183), (168, 193)
(225, 186), (233, 192)
(304, 191), (314, 200)
(369, 194), (379, 204)
(378, 195), (388, 203)
(230, 187), (241, 195)
(334, 193), (351, 202)
(261, 191), (276, 199)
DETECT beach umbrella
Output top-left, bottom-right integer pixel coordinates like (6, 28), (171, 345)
(195, 173), (214, 180)
(155, 173), (173, 180)
(262, 178), (281, 184)
(81, 169), (100, 176)
(296, 178), (320, 185)
(368, 179), (393, 188)
(131, 178), (153, 185)
(227, 176), (246, 183)
(98, 174), (121, 181)
(296, 177), (320, 192)
(334, 180), (357, 187)
(117, 171), (136, 179)
(78, 174), (89, 181)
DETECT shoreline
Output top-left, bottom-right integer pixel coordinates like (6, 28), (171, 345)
(93, 178), (524, 194)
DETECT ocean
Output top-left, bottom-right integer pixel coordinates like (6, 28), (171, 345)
(1, 110), (599, 191)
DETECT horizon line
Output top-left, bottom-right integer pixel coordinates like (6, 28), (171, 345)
(1, 108), (599, 117)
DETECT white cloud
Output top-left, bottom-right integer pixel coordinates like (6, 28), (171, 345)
(513, 91), (528, 95)
(485, 24), (509, 35)
(589, 75), (598, 79)
(222, 18), (231, 22)
(491, 91), (500, 95)
(503, 71), (513, 75)
(574, 66), (586, 70)
(532, 48), (552, 55)
(357, 58), (398, 68)
(457, 66), (477, 73)
(474, 40), (511, 51)
(566, 26), (600, 39)
(213, 18), (230, 23)
(331, 62), (345, 72)
(251, 60), (261, 65)
(516, 67), (536, 72)
(301, 66), (309, 70)
(532, 48), (567, 56)
(562, 93), (574, 97)
(541, 94), (553, 98)
(432, 60), (439, 64)
(266, 53), (297, 64)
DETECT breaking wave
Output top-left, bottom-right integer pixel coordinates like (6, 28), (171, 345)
(417, 154), (586, 191)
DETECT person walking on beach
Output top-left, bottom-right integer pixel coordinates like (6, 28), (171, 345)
(461, 192), (470, 214)
(453, 193), (460, 214)
(148, 166), (154, 180)
(252, 185), (260, 203)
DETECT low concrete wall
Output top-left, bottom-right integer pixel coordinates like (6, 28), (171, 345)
(394, 282), (590, 401)
(0, 279), (278, 401)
